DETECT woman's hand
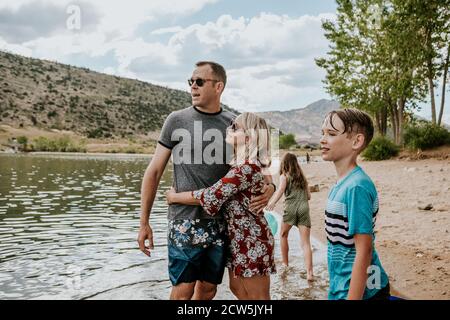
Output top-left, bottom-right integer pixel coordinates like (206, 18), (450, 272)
(166, 187), (176, 205)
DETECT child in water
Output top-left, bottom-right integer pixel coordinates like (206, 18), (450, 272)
(266, 152), (314, 281)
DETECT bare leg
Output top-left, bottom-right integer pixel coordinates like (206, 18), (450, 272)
(298, 225), (314, 281)
(228, 268), (248, 300)
(170, 282), (196, 300)
(192, 280), (217, 300)
(240, 275), (271, 300)
(280, 223), (293, 266)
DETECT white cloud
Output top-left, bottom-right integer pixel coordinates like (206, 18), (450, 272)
(0, 0), (218, 41)
(151, 27), (184, 35)
(128, 13), (335, 111)
(1, 4), (337, 112)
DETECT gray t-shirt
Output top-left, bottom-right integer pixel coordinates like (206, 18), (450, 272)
(158, 106), (236, 221)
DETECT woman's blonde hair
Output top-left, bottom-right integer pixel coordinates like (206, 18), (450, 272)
(280, 152), (308, 190)
(231, 112), (271, 168)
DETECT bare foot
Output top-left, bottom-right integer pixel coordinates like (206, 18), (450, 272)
(307, 273), (314, 282)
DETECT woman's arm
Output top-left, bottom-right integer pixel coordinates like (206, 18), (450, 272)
(166, 187), (200, 206)
(166, 164), (255, 216)
(266, 174), (287, 211)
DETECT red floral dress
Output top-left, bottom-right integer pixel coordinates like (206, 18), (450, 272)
(192, 162), (276, 278)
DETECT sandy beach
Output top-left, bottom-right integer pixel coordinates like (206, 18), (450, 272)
(273, 157), (450, 300)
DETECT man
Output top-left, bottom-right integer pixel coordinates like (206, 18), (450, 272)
(137, 61), (275, 300)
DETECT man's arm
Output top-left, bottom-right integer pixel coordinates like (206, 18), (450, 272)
(166, 188), (200, 206)
(249, 173), (275, 213)
(347, 234), (373, 300)
(137, 143), (172, 257)
(266, 174), (287, 211)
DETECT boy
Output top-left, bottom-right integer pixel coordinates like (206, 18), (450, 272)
(320, 108), (390, 300)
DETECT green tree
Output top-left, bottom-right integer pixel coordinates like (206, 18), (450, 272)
(412, 0), (450, 126)
(316, 0), (431, 144)
(279, 133), (297, 149)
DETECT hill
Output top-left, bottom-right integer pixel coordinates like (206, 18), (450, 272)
(257, 99), (340, 143)
(0, 50), (235, 141)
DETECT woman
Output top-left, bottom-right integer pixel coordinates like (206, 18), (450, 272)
(166, 112), (276, 300)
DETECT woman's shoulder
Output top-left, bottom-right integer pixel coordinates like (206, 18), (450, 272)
(231, 161), (262, 174)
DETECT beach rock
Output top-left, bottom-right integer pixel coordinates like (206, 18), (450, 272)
(418, 204), (433, 211)
(309, 184), (320, 193)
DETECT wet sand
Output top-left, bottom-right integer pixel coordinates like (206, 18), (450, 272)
(293, 158), (450, 300)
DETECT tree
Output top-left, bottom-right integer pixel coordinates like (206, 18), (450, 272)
(279, 133), (297, 150)
(316, 0), (429, 143)
(412, 0), (450, 126)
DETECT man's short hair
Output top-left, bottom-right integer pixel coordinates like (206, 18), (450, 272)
(196, 61), (227, 88)
(327, 108), (374, 150)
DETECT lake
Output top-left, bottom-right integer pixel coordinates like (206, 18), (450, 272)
(0, 153), (328, 300)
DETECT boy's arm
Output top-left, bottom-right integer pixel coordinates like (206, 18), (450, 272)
(266, 175), (287, 210)
(347, 234), (373, 300)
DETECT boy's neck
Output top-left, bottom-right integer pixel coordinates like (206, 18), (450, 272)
(333, 156), (358, 181)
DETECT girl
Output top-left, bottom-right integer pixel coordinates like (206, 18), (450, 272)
(266, 152), (314, 281)
(166, 112), (276, 300)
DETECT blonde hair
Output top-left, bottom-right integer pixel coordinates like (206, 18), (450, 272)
(231, 112), (272, 168)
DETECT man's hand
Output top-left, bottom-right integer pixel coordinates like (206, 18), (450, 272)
(137, 223), (154, 257)
(166, 187), (176, 205)
(249, 183), (275, 214)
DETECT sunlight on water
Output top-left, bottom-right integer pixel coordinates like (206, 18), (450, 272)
(0, 153), (328, 300)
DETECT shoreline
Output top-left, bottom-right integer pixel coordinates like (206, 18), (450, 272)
(0, 151), (153, 158)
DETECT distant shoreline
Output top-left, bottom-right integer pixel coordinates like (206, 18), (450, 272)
(0, 151), (153, 158)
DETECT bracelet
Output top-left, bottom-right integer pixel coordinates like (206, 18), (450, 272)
(268, 182), (276, 192)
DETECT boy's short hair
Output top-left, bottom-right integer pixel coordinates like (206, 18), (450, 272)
(327, 108), (374, 151)
(196, 61), (227, 89)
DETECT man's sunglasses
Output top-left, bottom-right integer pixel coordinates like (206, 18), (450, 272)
(188, 78), (219, 87)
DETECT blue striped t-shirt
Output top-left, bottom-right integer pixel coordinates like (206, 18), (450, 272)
(326, 166), (389, 300)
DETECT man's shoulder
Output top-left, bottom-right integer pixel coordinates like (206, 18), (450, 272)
(221, 108), (237, 119)
(168, 106), (195, 118)
(162, 106), (195, 127)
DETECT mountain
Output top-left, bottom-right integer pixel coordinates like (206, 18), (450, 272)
(257, 99), (340, 143)
(0, 50), (236, 139)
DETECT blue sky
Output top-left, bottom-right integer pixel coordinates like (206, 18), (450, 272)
(0, 0), (448, 124)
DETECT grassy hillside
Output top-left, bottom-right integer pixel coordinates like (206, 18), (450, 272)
(0, 50), (234, 142)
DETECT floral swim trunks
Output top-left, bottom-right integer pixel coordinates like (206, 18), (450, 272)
(167, 218), (228, 285)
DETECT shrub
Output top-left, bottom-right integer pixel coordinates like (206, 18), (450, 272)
(279, 133), (297, 150)
(362, 136), (399, 161)
(32, 136), (86, 152)
(403, 123), (450, 150)
(47, 110), (57, 118)
(17, 136), (28, 151)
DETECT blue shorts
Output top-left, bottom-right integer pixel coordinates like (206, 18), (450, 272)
(168, 243), (227, 286)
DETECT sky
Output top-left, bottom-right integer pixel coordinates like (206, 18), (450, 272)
(0, 0), (448, 123)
